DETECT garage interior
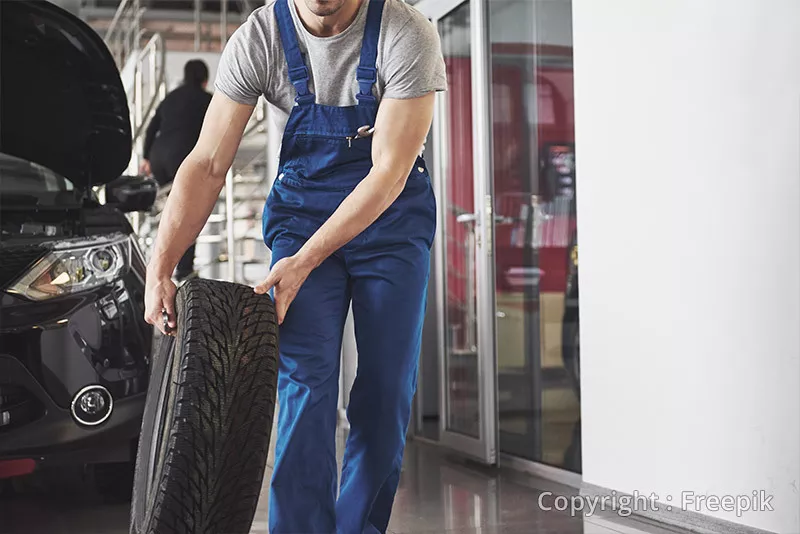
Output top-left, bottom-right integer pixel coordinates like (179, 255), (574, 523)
(1, 1), (798, 534)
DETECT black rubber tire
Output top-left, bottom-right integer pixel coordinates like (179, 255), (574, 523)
(130, 278), (279, 534)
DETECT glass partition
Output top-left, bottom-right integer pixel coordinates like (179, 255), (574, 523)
(489, 0), (581, 472)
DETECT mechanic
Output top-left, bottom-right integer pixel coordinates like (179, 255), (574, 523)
(140, 59), (213, 281)
(143, 0), (445, 532)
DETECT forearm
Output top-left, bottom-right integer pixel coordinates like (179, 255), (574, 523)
(288, 95), (435, 270)
(296, 164), (408, 268)
(148, 155), (226, 277)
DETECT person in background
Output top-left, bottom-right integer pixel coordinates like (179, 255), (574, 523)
(140, 59), (213, 282)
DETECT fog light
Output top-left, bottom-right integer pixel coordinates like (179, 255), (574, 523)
(71, 385), (113, 426)
(79, 390), (106, 414)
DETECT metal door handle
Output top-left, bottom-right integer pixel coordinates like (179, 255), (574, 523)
(494, 215), (515, 225)
(457, 213), (513, 225)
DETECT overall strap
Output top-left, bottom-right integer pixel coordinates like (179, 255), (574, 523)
(275, 0), (315, 105)
(356, 0), (386, 105)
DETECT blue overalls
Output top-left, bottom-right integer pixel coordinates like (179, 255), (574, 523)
(262, 0), (436, 532)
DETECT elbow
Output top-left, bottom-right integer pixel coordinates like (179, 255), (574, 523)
(183, 153), (229, 186)
(373, 158), (411, 190)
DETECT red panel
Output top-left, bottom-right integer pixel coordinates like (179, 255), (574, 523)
(491, 60), (576, 295)
(0, 459), (36, 479)
(444, 53), (577, 299)
(444, 56), (474, 310)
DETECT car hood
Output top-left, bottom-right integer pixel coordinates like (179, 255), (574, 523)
(0, 0), (131, 188)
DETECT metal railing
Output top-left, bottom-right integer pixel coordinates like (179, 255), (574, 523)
(102, 0), (168, 255)
(104, 0), (143, 68)
(102, 0), (269, 283)
(134, 107), (271, 280)
(130, 32), (168, 172)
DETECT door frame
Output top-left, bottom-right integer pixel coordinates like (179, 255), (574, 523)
(414, 0), (464, 21)
(422, 0), (499, 465)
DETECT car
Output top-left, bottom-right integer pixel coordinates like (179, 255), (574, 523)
(0, 0), (156, 498)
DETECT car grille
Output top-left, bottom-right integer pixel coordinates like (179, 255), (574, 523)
(0, 384), (45, 433)
(0, 245), (48, 290)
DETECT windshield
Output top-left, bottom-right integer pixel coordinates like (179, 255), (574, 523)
(0, 153), (74, 193)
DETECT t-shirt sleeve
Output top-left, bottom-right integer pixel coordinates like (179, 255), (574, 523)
(214, 14), (269, 106)
(382, 11), (447, 100)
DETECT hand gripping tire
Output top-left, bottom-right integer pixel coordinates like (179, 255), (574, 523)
(130, 279), (279, 534)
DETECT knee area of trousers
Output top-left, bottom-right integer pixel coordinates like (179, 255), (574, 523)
(348, 384), (415, 418)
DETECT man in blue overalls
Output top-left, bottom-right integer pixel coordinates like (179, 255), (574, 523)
(144, 0), (446, 532)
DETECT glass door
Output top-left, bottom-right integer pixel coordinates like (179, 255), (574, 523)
(432, 0), (497, 464)
(488, 0), (581, 472)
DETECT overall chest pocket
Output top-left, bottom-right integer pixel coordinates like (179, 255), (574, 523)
(281, 134), (373, 191)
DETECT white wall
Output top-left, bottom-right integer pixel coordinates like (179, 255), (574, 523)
(573, 1), (800, 533)
(164, 51), (223, 91)
(120, 51), (222, 108)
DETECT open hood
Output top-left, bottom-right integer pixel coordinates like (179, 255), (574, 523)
(0, 0), (132, 188)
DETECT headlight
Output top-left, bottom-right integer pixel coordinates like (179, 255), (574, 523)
(10, 233), (131, 301)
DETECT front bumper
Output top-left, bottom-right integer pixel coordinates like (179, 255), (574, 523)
(0, 367), (145, 465)
(0, 272), (151, 465)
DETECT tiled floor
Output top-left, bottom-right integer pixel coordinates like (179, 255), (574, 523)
(0, 436), (688, 534)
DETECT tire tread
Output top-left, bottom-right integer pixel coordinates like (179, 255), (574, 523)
(131, 279), (278, 534)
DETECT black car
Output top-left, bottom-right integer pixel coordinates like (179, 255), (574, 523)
(0, 0), (156, 496)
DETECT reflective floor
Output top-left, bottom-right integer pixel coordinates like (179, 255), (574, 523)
(0, 436), (687, 534)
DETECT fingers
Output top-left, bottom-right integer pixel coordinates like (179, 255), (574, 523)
(162, 295), (176, 329)
(276, 293), (288, 325)
(145, 308), (168, 336)
(145, 301), (173, 336)
(272, 284), (299, 325)
(253, 258), (307, 325)
(144, 279), (177, 336)
(160, 307), (176, 337)
(254, 262), (282, 295)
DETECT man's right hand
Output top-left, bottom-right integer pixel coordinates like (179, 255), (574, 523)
(145, 274), (178, 335)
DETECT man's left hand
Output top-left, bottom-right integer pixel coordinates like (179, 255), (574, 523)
(254, 254), (315, 325)
(139, 159), (152, 176)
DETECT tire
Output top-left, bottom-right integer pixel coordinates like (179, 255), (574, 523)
(130, 279), (279, 534)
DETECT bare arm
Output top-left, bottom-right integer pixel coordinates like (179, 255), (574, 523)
(299, 93), (435, 267)
(148, 92), (254, 278)
(255, 92), (435, 321)
(145, 92), (254, 331)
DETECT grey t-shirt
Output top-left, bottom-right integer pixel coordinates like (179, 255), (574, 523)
(215, 0), (447, 122)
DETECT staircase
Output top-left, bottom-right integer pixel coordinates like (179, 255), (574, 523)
(100, 0), (275, 285)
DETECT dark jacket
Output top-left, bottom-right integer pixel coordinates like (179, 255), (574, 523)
(144, 84), (212, 185)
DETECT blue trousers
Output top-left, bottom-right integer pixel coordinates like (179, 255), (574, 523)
(268, 193), (433, 533)
(265, 0), (435, 530)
